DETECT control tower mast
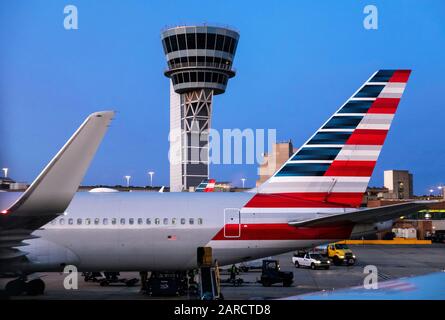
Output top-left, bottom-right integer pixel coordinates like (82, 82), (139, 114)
(161, 26), (239, 191)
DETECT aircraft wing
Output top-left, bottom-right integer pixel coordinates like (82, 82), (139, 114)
(0, 111), (114, 260)
(288, 201), (432, 227)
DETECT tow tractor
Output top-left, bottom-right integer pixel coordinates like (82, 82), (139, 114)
(259, 260), (293, 287)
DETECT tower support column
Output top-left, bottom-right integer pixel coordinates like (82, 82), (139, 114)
(180, 89), (212, 191)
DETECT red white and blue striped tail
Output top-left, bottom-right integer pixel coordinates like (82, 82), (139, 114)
(195, 179), (216, 192)
(246, 70), (411, 209)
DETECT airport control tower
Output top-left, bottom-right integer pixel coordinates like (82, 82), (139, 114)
(161, 26), (239, 191)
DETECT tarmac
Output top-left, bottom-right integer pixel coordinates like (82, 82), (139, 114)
(3, 244), (445, 300)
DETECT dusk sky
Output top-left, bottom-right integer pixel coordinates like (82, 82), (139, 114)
(1, 0), (444, 194)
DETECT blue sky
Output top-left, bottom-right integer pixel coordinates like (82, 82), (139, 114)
(1, 0), (444, 194)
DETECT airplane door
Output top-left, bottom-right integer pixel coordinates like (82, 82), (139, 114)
(224, 208), (241, 238)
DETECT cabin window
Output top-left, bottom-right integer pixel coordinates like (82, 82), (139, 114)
(172, 218), (177, 225)
(180, 218), (186, 225)
(189, 218), (194, 225)
(94, 218), (100, 225)
(163, 218), (168, 225)
(146, 218), (151, 225)
(111, 218), (117, 225)
(120, 218), (125, 225)
(77, 218), (82, 225)
(50, 220), (56, 225)
(85, 218), (91, 225)
(129, 218), (134, 225)
(68, 218), (73, 225)
(198, 218), (203, 225)
(155, 218), (160, 225)
(103, 218), (108, 225)
(59, 218), (65, 225)
(138, 218), (143, 225)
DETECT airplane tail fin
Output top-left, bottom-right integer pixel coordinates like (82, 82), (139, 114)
(196, 179), (216, 192)
(5, 111), (115, 217)
(248, 70), (411, 209)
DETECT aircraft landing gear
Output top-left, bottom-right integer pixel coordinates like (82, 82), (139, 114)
(26, 279), (46, 296)
(5, 278), (26, 296)
(5, 277), (45, 296)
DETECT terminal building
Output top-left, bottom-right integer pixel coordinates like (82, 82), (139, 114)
(384, 170), (414, 199)
(0, 177), (28, 191)
(256, 141), (297, 186)
(161, 26), (239, 191)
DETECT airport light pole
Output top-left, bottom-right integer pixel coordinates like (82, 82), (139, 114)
(2, 168), (8, 178)
(148, 171), (154, 188)
(241, 178), (246, 189)
(124, 175), (131, 188)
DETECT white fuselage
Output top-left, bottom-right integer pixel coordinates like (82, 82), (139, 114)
(0, 192), (364, 273)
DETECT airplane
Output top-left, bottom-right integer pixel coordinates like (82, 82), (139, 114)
(0, 69), (431, 296)
(195, 179), (216, 192)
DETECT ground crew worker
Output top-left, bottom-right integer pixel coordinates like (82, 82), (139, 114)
(229, 264), (238, 282)
(214, 259), (221, 297)
(139, 271), (148, 292)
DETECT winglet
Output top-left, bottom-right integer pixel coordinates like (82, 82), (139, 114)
(7, 111), (115, 216)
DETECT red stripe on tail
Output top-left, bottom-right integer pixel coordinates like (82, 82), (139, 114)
(389, 70), (411, 83)
(324, 160), (376, 177)
(346, 129), (388, 145)
(367, 98), (400, 114)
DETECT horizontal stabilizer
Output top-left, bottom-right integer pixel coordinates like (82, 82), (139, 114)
(288, 201), (431, 227)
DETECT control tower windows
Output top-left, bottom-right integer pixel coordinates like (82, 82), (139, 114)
(197, 33), (206, 49)
(205, 72), (211, 82)
(170, 35), (178, 51)
(164, 33), (237, 55)
(177, 34), (186, 50)
(198, 72), (204, 82)
(228, 38), (236, 54)
(190, 72), (197, 82)
(197, 56), (205, 64)
(206, 33), (216, 50)
(223, 36), (231, 52)
(164, 38), (172, 53)
(215, 34), (224, 51)
(186, 33), (196, 49)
